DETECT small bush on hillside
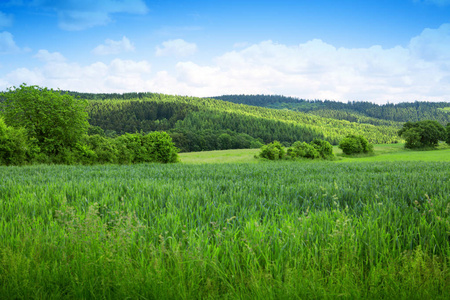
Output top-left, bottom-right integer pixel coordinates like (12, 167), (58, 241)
(258, 141), (285, 160)
(339, 135), (373, 155)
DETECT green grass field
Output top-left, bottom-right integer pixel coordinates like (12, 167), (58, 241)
(1, 148), (450, 298)
(179, 143), (450, 163)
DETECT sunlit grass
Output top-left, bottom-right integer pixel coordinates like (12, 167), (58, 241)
(1, 161), (450, 298)
(179, 143), (450, 164)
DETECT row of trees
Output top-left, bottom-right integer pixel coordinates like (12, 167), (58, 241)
(0, 85), (179, 165)
(259, 135), (374, 161)
(259, 139), (335, 160)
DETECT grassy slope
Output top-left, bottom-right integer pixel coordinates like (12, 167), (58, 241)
(179, 143), (450, 163)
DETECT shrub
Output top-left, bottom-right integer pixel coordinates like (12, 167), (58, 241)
(310, 139), (334, 159)
(259, 141), (285, 160)
(84, 135), (119, 164)
(115, 132), (179, 164)
(339, 135), (373, 155)
(287, 141), (320, 159)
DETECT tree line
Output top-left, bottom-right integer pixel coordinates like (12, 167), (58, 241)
(214, 94), (450, 125)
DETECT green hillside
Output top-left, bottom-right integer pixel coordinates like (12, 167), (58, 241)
(213, 94), (450, 125)
(84, 93), (401, 152)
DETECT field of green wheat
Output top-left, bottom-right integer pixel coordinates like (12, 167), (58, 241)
(1, 159), (449, 299)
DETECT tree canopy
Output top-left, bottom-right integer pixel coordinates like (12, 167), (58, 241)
(398, 120), (446, 149)
(0, 84), (89, 156)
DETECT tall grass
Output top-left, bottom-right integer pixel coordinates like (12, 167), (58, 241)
(1, 161), (449, 298)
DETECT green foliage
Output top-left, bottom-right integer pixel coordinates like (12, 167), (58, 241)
(215, 94), (450, 125)
(310, 138), (334, 159)
(286, 139), (334, 160)
(0, 116), (29, 165)
(84, 134), (118, 164)
(447, 123), (450, 144)
(287, 141), (319, 159)
(115, 131), (179, 164)
(339, 135), (374, 155)
(87, 125), (105, 136)
(258, 141), (285, 160)
(398, 120), (447, 149)
(0, 84), (89, 157)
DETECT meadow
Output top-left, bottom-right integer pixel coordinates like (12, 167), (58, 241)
(1, 146), (450, 298)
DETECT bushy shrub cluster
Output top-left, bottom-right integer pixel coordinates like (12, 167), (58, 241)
(259, 139), (334, 160)
(258, 141), (285, 160)
(338, 135), (373, 155)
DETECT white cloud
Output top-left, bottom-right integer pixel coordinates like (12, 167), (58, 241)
(155, 39), (198, 57)
(0, 11), (13, 28)
(92, 36), (135, 55)
(34, 49), (66, 62)
(30, 0), (148, 30)
(0, 31), (20, 54)
(2, 24), (450, 103)
(2, 50), (152, 92)
(149, 24), (450, 103)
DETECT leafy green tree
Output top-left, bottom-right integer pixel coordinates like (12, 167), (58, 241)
(0, 116), (29, 165)
(398, 120), (446, 149)
(259, 141), (285, 160)
(0, 84), (89, 157)
(339, 135), (373, 155)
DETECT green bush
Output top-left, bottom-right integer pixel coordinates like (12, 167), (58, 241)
(339, 135), (373, 155)
(115, 132), (179, 164)
(287, 141), (320, 159)
(310, 138), (334, 159)
(286, 139), (334, 160)
(84, 135), (118, 164)
(259, 141), (285, 160)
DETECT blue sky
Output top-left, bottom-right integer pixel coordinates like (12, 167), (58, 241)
(1, 0), (450, 103)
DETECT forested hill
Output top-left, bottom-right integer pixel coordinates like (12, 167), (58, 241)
(213, 95), (450, 125)
(74, 92), (401, 152)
